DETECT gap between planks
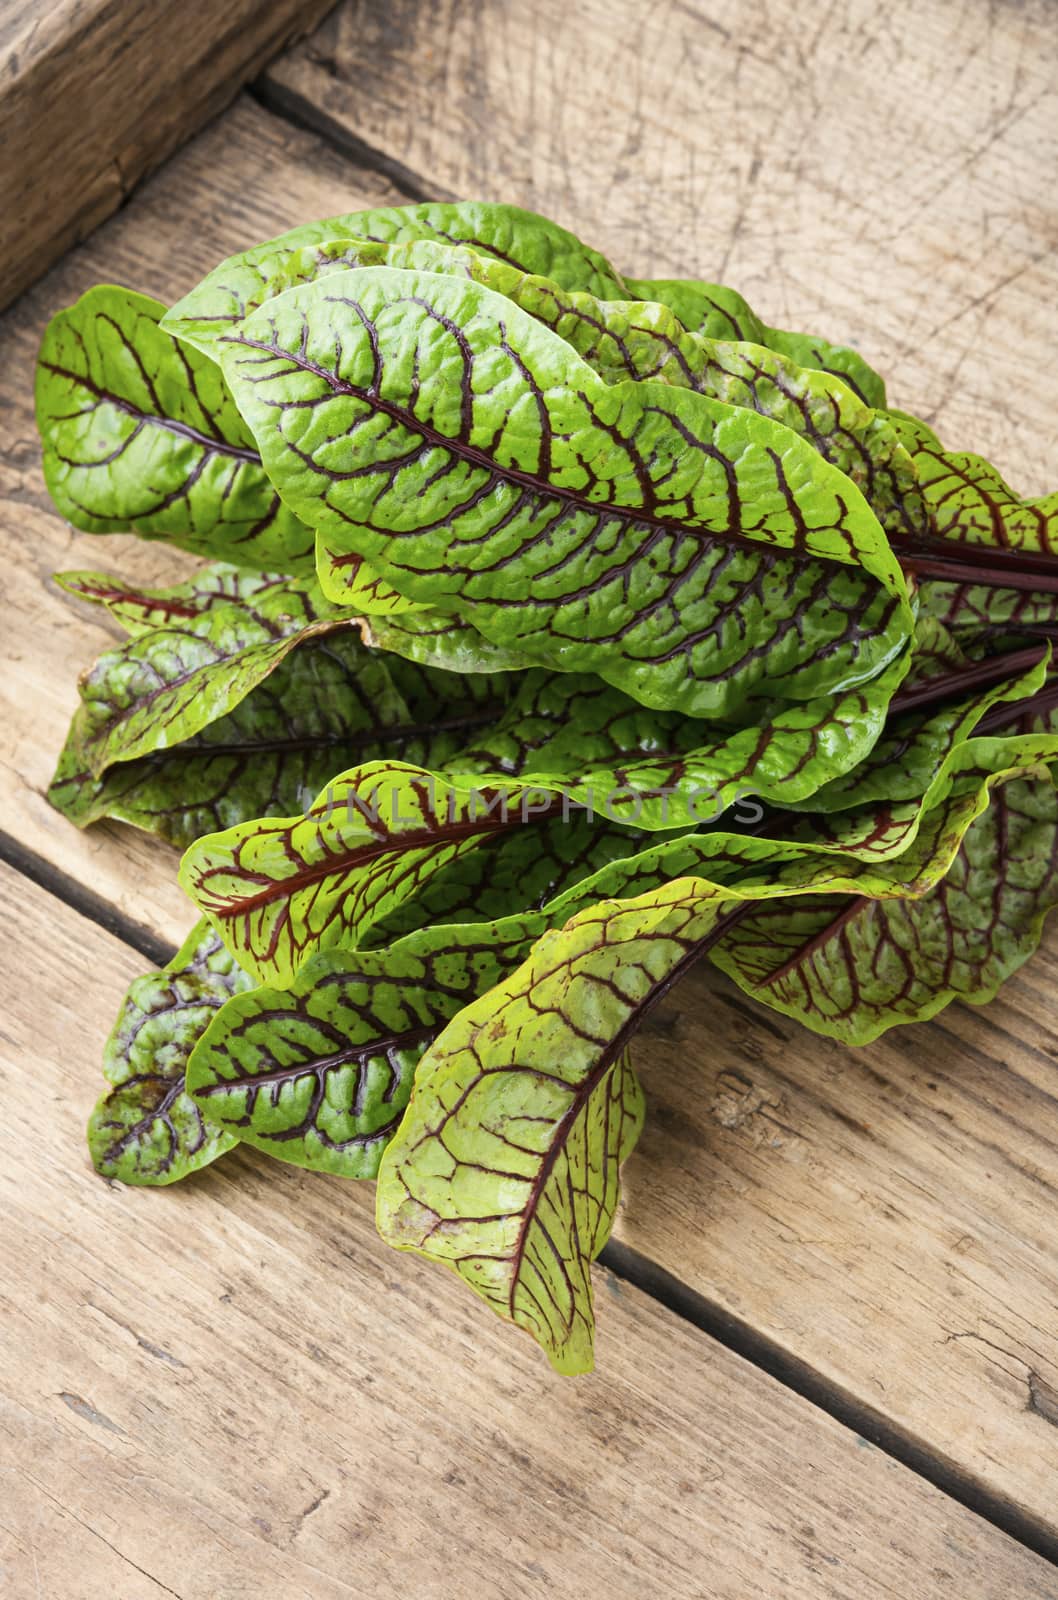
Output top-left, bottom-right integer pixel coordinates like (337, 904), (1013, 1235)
(0, 830), (175, 968)
(247, 78), (441, 204)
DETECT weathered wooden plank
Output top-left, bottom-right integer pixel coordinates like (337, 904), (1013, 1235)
(0, 0), (337, 308)
(264, 0), (1058, 494)
(3, 82), (1058, 1545)
(2, 861), (1055, 1600)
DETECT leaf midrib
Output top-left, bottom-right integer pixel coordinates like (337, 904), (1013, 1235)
(195, 1021), (441, 1097)
(42, 359), (264, 466)
(504, 905), (744, 1321)
(207, 801), (565, 918)
(225, 328), (849, 570)
(128, 703), (507, 766)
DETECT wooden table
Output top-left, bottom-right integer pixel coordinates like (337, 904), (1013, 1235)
(2, 2), (1058, 1595)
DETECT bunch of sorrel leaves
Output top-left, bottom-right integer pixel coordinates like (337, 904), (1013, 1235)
(36, 201), (1058, 1374)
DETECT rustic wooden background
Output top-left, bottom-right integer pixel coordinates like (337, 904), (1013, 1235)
(2, 2), (1058, 1596)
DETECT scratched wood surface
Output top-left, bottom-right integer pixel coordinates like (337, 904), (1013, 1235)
(0, 0), (335, 308)
(2, 0), (1058, 1588)
(2, 861), (1057, 1600)
(265, 0), (1058, 493)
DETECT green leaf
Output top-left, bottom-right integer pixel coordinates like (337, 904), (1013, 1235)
(893, 411), (1058, 557)
(375, 893), (655, 1376)
(54, 577), (353, 777)
(713, 759), (1058, 1043)
(36, 286), (314, 569)
(765, 719), (1058, 869)
(162, 201), (628, 355)
(49, 631), (511, 846)
(355, 605), (544, 675)
(922, 580), (1058, 641)
(784, 641), (1049, 815)
(185, 828), (714, 1180)
(177, 759), (648, 986)
(374, 843), (927, 1373)
(175, 659), (919, 987)
(220, 266), (913, 720)
(176, 641), (1046, 987)
(185, 917), (539, 1177)
(321, 525), (538, 676)
(900, 614), (974, 679)
(397, 243), (915, 534)
(449, 653), (910, 822)
(184, 720), (1058, 1193)
(184, 233), (921, 543)
(168, 203), (886, 416)
(362, 813), (656, 945)
(54, 565), (290, 635)
(374, 755), (1058, 1372)
(87, 920), (253, 1184)
(888, 411), (1058, 636)
(623, 276), (888, 409)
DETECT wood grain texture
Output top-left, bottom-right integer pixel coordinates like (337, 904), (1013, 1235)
(5, 85), (1058, 1543)
(2, 861), (1056, 1600)
(0, 0), (337, 308)
(265, 0), (1058, 497)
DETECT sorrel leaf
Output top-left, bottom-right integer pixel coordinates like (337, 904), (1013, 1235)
(372, 850), (913, 1372)
(49, 632), (510, 846)
(319, 533), (541, 675)
(921, 580), (1058, 641)
(36, 286), (314, 569)
(714, 763), (1058, 1043)
(623, 276), (888, 410)
(185, 833), (715, 1180)
(361, 814), (656, 946)
(55, 565), (291, 635)
(165, 202), (887, 418)
(890, 411), (1058, 638)
(375, 895), (655, 1376)
(219, 267), (913, 719)
(176, 654), (1043, 986)
(786, 641), (1049, 814)
(175, 697), (912, 988)
(893, 411), (1058, 558)
(54, 578), (354, 776)
(176, 760), (571, 985)
(374, 760), (1058, 1371)
(162, 201), (628, 353)
(408, 723), (1058, 972)
(315, 536), (428, 615)
(190, 767), (992, 1195)
(450, 654), (910, 821)
(185, 917), (539, 1178)
(356, 605), (543, 675)
(191, 233), (921, 541)
(87, 920), (252, 1184)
